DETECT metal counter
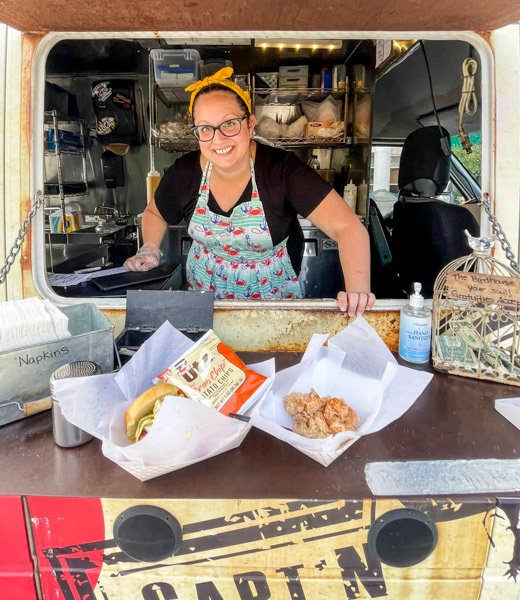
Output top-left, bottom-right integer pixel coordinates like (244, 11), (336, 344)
(45, 243), (109, 273)
(0, 352), (519, 500)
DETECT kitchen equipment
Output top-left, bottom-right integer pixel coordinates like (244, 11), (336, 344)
(115, 289), (213, 365)
(0, 303), (114, 426)
(298, 224), (343, 298)
(101, 150), (125, 188)
(50, 361), (101, 447)
(91, 263), (181, 292)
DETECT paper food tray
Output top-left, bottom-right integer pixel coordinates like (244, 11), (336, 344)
(54, 321), (274, 481)
(251, 317), (433, 467)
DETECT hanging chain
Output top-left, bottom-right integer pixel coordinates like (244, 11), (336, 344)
(481, 192), (520, 274)
(0, 190), (45, 285)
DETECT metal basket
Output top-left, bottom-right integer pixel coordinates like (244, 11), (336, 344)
(432, 233), (520, 386)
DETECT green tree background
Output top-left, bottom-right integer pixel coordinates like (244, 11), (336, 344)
(451, 133), (482, 184)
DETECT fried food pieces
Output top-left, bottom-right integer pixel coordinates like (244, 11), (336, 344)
(283, 388), (358, 439)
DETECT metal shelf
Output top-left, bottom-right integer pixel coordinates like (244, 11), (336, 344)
(44, 192), (88, 198)
(263, 136), (349, 149)
(152, 135), (198, 153)
(44, 110), (89, 245)
(44, 148), (85, 157)
(156, 87), (192, 107)
(254, 87), (347, 105)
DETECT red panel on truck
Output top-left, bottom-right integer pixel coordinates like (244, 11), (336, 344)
(26, 497), (105, 600)
(0, 496), (37, 599)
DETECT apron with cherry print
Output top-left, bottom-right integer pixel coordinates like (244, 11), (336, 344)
(186, 159), (302, 299)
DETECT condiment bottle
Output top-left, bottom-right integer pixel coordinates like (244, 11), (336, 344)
(399, 282), (432, 363)
(308, 155), (320, 170)
(343, 180), (357, 211)
(321, 68), (332, 90)
(357, 179), (367, 204)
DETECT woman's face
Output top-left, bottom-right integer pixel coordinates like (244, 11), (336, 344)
(193, 91), (255, 171)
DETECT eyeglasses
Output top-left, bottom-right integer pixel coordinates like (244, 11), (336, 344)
(191, 116), (248, 142)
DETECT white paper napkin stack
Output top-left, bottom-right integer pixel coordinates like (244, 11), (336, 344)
(0, 297), (70, 353)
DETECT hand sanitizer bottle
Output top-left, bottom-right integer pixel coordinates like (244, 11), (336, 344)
(398, 282), (432, 363)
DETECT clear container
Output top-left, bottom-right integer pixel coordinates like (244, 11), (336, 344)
(399, 283), (432, 364)
(308, 155), (320, 169)
(199, 58), (232, 78)
(332, 64), (347, 91)
(151, 49), (201, 88)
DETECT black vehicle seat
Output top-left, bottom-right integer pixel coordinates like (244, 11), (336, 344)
(391, 126), (479, 298)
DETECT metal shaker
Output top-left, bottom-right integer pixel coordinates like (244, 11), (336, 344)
(50, 361), (101, 448)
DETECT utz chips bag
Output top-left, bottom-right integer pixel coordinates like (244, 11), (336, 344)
(154, 330), (268, 416)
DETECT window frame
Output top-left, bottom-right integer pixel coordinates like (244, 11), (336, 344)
(30, 30), (495, 311)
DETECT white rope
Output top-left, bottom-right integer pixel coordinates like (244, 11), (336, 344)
(458, 57), (478, 153)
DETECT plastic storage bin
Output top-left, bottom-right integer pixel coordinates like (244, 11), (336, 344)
(199, 59), (233, 78)
(151, 49), (200, 88)
(279, 65), (309, 88)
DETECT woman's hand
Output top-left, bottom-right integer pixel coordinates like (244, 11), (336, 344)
(307, 190), (375, 317)
(124, 241), (162, 272)
(337, 291), (376, 316)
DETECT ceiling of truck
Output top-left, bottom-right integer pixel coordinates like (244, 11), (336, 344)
(1, 0), (519, 33)
(372, 40), (482, 140)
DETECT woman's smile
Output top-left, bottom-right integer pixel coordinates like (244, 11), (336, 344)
(214, 145), (234, 155)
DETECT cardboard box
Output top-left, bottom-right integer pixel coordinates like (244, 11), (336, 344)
(304, 121), (345, 140)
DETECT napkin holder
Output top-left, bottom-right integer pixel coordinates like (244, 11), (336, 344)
(0, 303), (114, 425)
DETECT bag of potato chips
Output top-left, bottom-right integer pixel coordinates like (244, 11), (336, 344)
(154, 330), (268, 416)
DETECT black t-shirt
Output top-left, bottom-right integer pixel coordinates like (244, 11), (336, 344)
(154, 143), (332, 273)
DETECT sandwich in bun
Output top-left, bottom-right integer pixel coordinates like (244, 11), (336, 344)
(125, 384), (183, 442)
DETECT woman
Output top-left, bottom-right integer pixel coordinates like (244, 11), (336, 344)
(125, 68), (375, 316)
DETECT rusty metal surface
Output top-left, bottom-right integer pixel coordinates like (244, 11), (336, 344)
(20, 34), (43, 300)
(107, 305), (399, 352)
(213, 308), (400, 352)
(1, 1), (519, 33)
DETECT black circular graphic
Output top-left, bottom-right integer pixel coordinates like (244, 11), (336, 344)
(367, 508), (438, 568)
(113, 505), (182, 563)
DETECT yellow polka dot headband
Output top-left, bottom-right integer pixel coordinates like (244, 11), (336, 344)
(185, 67), (252, 114)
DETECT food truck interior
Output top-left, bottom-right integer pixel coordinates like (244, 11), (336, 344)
(43, 36), (482, 300)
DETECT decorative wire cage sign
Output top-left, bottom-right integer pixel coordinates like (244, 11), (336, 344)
(432, 232), (520, 387)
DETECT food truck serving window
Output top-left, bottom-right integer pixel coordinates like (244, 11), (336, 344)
(27, 31), (491, 308)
